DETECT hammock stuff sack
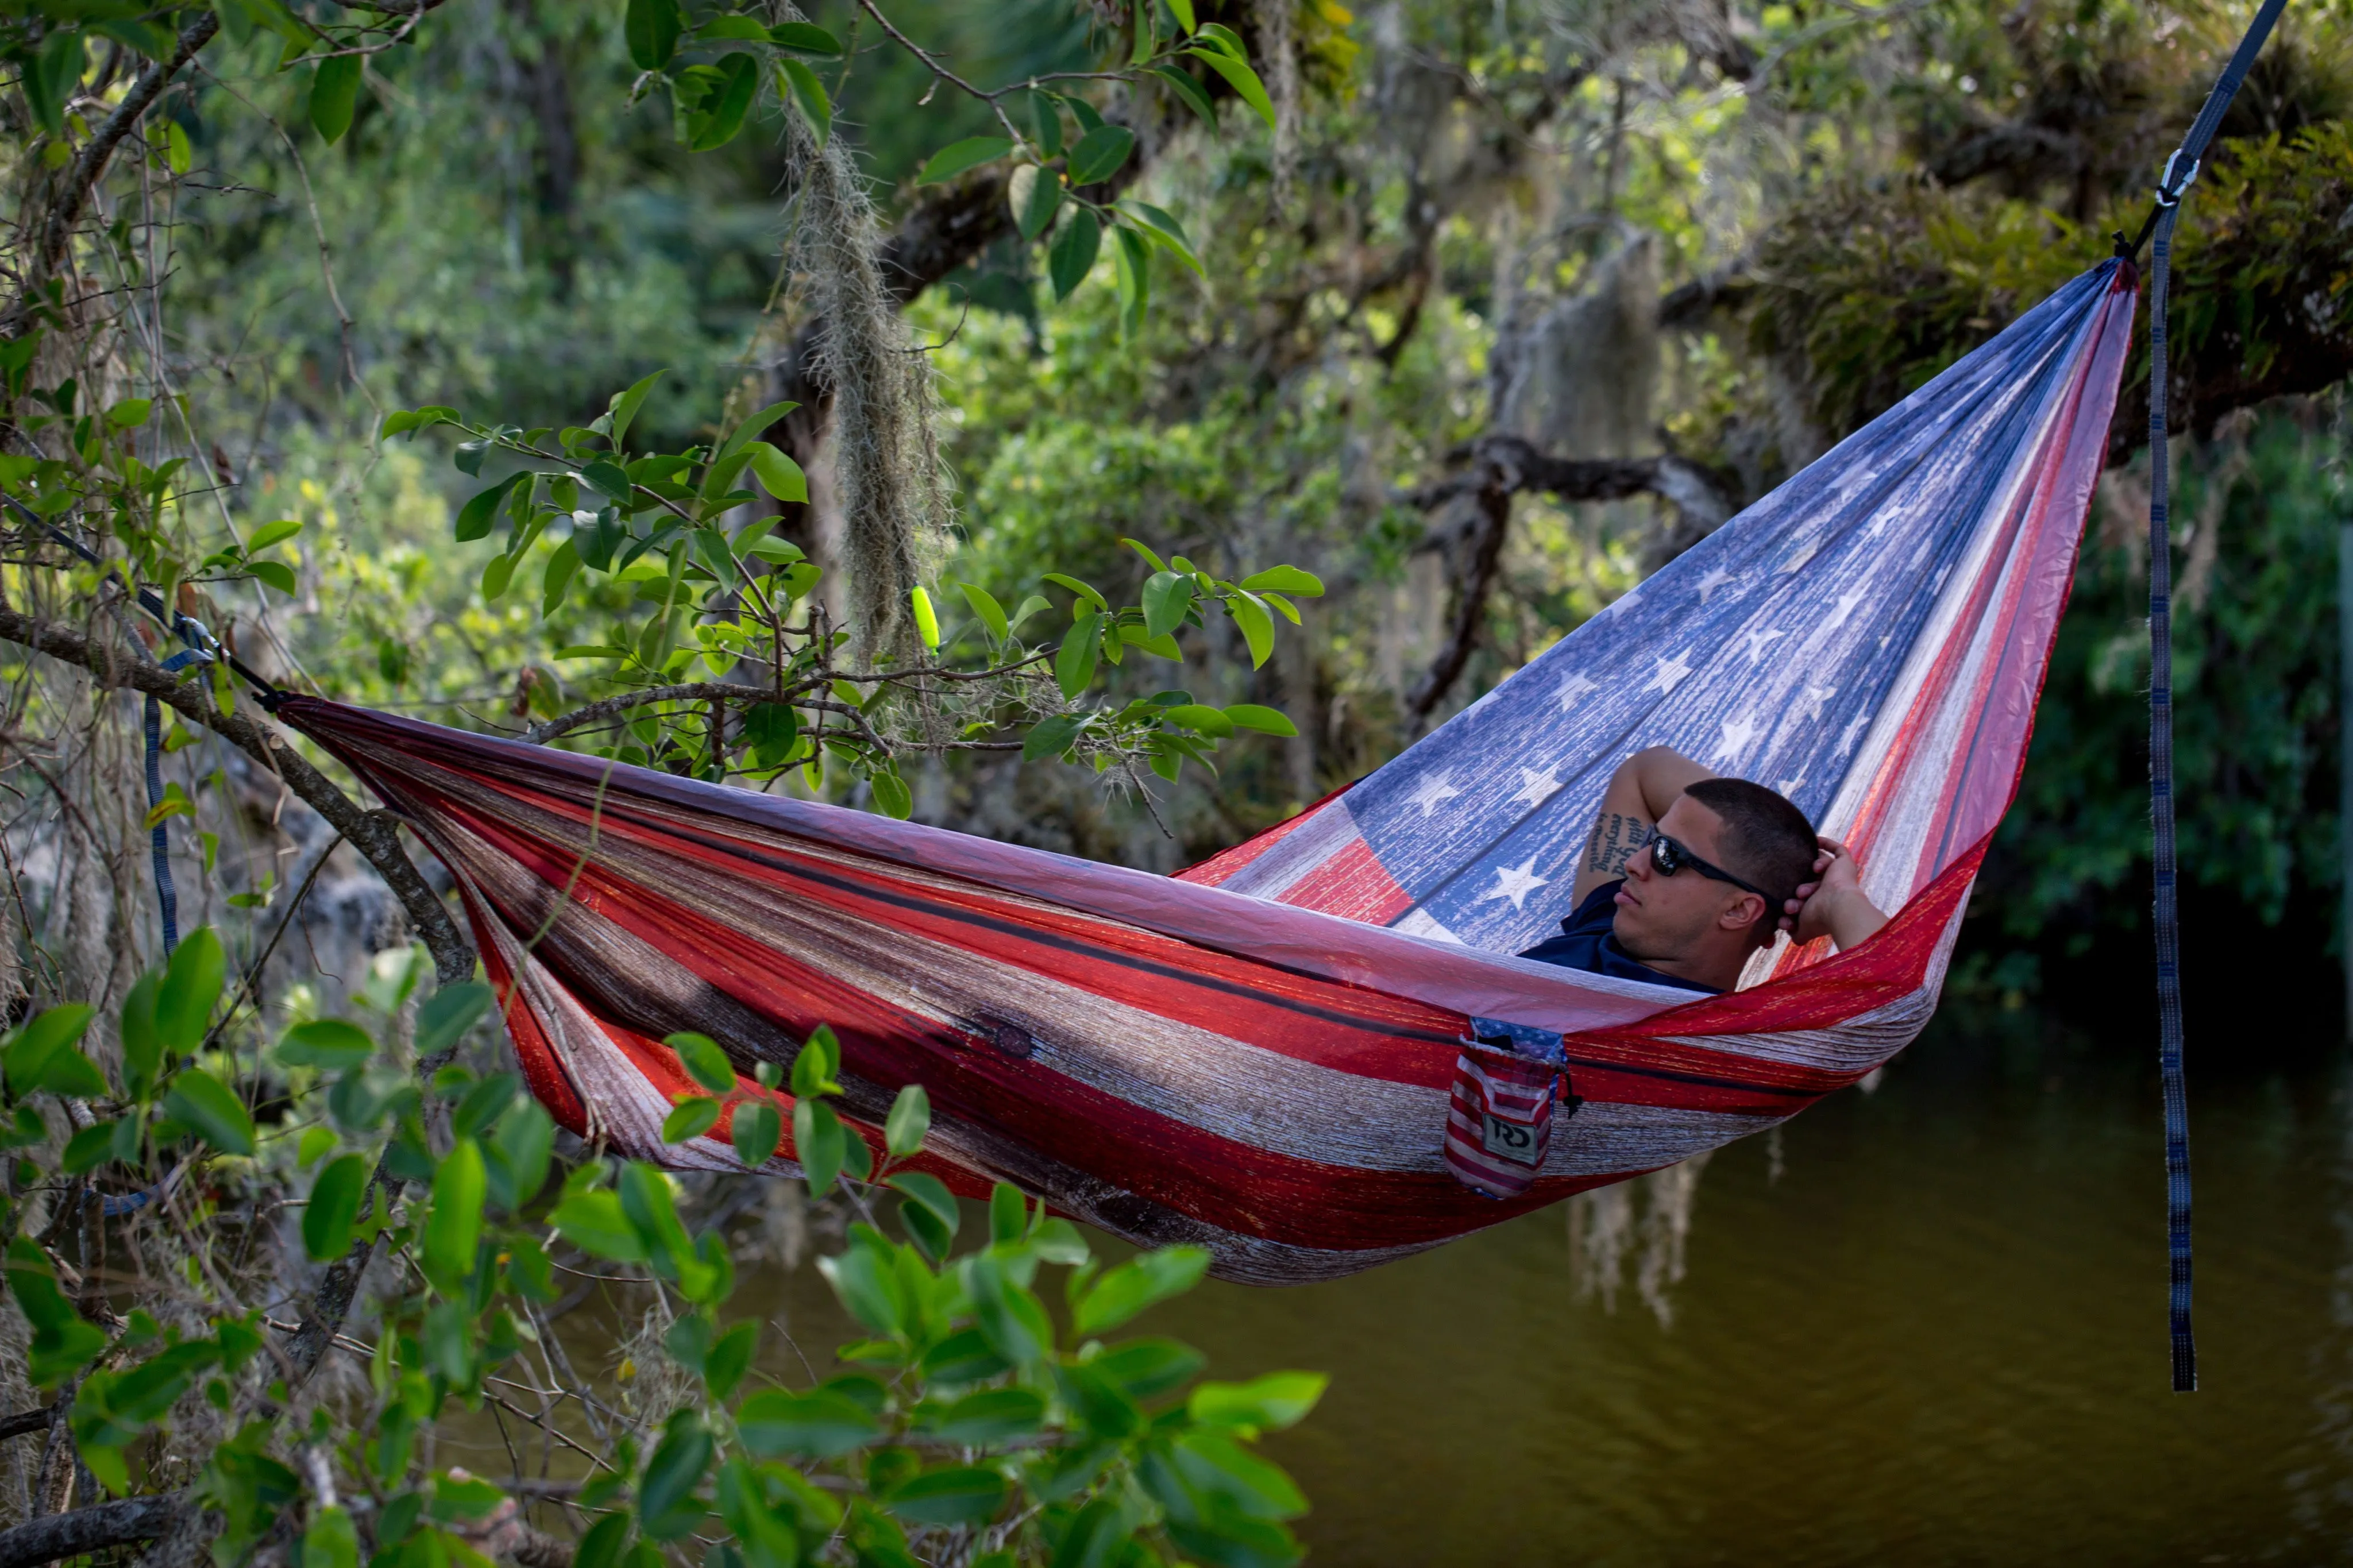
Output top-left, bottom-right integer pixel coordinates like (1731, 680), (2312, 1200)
(280, 259), (2138, 1286)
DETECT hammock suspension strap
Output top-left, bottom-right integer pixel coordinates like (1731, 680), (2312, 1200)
(2139, 0), (2290, 1396)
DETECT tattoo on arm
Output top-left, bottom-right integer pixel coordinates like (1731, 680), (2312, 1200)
(1584, 813), (1653, 876)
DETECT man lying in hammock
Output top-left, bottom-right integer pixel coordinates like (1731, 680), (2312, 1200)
(1518, 746), (1888, 994)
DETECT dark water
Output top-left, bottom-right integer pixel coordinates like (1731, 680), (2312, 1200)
(738, 1002), (2352, 1563)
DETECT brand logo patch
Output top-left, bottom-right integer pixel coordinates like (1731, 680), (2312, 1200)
(1482, 1111), (1542, 1165)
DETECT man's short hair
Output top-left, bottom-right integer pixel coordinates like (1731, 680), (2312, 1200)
(1682, 777), (1818, 916)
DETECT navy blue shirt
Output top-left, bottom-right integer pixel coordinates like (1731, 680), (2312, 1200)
(1516, 880), (1721, 994)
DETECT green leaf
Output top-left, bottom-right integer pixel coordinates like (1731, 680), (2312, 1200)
(1031, 91), (1064, 157)
(276, 1018), (376, 1071)
(1093, 1337), (1206, 1400)
(1120, 200), (1205, 276)
(731, 1099), (781, 1168)
(688, 53), (759, 150)
(1222, 704), (1298, 737)
(542, 538), (583, 617)
(869, 770), (912, 821)
(1021, 714), (1085, 763)
(1238, 565), (1324, 596)
(492, 1099), (555, 1210)
(302, 1504), (357, 1568)
(3, 1003), (100, 1098)
(624, 0), (683, 70)
(1010, 163), (1063, 241)
(917, 136), (1014, 186)
(61, 1120), (118, 1175)
(21, 29), (80, 136)
(5, 1239), (105, 1387)
(607, 369), (666, 450)
(1192, 22), (1248, 59)
(1162, 703), (1234, 738)
(666, 1032), (736, 1094)
(1190, 46), (1277, 129)
(1067, 125), (1135, 187)
(1227, 590), (1275, 668)
(886, 1466), (1007, 1528)
(888, 1170), (959, 1238)
(694, 14), (769, 41)
(1167, 1427), (1310, 1520)
(884, 1084), (930, 1157)
(794, 1098), (847, 1198)
(929, 1388), (1044, 1446)
(790, 1025), (840, 1098)
(415, 983), (494, 1059)
(106, 397), (153, 430)
(120, 972), (164, 1101)
(247, 518), (303, 552)
(745, 442), (808, 503)
(767, 21), (843, 53)
(638, 1416), (713, 1539)
(965, 1252), (1050, 1368)
(304, 1154), (368, 1261)
(161, 1068), (255, 1156)
(1114, 226), (1151, 338)
(777, 56), (831, 148)
(736, 1389), (881, 1459)
(549, 1190), (648, 1262)
(160, 119), (192, 175)
(309, 55), (362, 144)
(455, 475), (523, 543)
(1056, 611), (1103, 700)
(1042, 572), (1108, 611)
(572, 1513), (630, 1568)
(1073, 1245), (1210, 1335)
(1189, 1370), (1327, 1431)
(157, 927), (224, 1056)
(957, 582), (1010, 643)
(618, 1161), (695, 1276)
(580, 458), (634, 505)
(662, 1096), (722, 1144)
(703, 1320), (757, 1399)
(817, 1229), (907, 1338)
(423, 1136), (487, 1287)
(1166, 0), (1197, 34)
(1142, 570), (1195, 640)
(1051, 1496), (1131, 1568)
(1048, 206), (1102, 300)
(920, 1327), (1011, 1387)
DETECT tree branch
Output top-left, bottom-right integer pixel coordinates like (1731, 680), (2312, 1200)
(11, 11), (219, 328)
(1398, 434), (1741, 719)
(523, 681), (819, 745)
(0, 1491), (183, 1568)
(0, 1407), (53, 1443)
(0, 600), (473, 983)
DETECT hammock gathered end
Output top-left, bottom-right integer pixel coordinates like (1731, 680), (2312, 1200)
(279, 258), (2136, 1285)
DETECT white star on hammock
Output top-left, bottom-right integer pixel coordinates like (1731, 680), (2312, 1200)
(1476, 857), (1550, 910)
(1405, 773), (1462, 814)
(1645, 654), (1694, 696)
(1714, 713), (1759, 764)
(1510, 767), (1561, 810)
(1554, 673), (1597, 711)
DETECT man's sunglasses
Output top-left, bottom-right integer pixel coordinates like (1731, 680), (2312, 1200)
(1648, 832), (1777, 903)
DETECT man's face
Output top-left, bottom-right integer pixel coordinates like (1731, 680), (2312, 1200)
(1611, 797), (1761, 964)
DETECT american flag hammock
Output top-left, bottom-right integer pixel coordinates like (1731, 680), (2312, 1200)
(276, 259), (2137, 1286)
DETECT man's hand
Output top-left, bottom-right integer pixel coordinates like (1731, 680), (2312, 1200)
(1777, 835), (1889, 950)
